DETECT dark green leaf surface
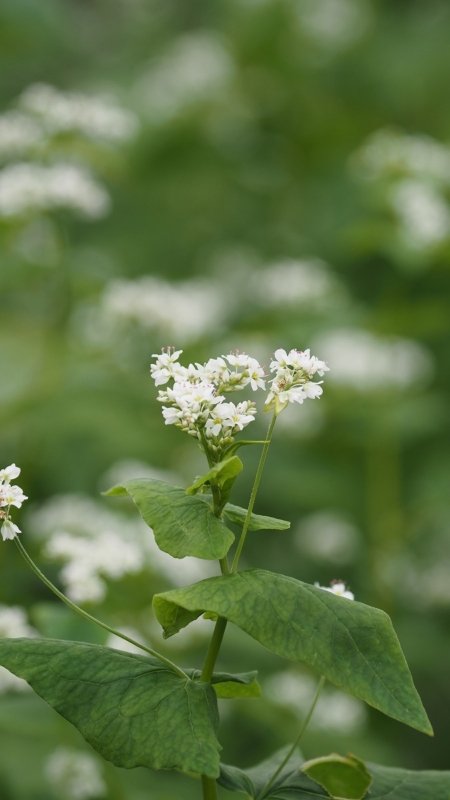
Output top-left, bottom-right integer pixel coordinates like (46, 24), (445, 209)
(106, 478), (234, 560)
(186, 669), (261, 699)
(186, 456), (243, 496)
(223, 503), (290, 531)
(301, 754), (372, 800)
(219, 746), (305, 798)
(220, 754), (450, 799)
(153, 570), (432, 734)
(0, 639), (221, 778)
(269, 763), (450, 799)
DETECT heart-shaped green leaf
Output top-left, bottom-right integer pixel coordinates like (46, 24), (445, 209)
(153, 570), (432, 734)
(0, 639), (221, 778)
(186, 456), (243, 496)
(106, 478), (234, 560)
(301, 754), (372, 800)
(222, 504), (290, 531)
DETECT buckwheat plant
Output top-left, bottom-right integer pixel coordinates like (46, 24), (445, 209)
(1, 347), (448, 800)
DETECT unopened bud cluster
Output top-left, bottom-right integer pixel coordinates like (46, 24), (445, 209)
(150, 349), (264, 456)
(0, 464), (27, 541)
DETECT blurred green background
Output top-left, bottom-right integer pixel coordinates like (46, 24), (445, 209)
(1, 0), (450, 797)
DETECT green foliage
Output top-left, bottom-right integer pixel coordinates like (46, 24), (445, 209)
(0, 639), (221, 778)
(106, 478), (234, 560)
(186, 669), (261, 699)
(153, 570), (432, 734)
(301, 754), (372, 800)
(219, 752), (450, 799)
(186, 456), (243, 498)
(222, 503), (291, 531)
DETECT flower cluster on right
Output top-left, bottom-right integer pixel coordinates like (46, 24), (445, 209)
(265, 348), (330, 413)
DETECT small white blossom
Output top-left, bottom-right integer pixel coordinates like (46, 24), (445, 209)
(0, 463), (21, 483)
(314, 580), (354, 601)
(1, 520), (21, 541)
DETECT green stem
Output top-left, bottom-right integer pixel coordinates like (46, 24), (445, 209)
(255, 675), (326, 800)
(14, 537), (187, 680)
(200, 616), (228, 683)
(231, 413), (277, 573)
(201, 775), (218, 800)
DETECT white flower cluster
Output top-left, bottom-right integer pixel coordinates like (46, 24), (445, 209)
(294, 0), (371, 53)
(0, 464), (27, 542)
(19, 83), (139, 143)
(0, 163), (110, 220)
(265, 348), (330, 413)
(0, 111), (43, 160)
(29, 492), (212, 604)
(314, 580), (354, 601)
(151, 348), (264, 451)
(45, 747), (106, 800)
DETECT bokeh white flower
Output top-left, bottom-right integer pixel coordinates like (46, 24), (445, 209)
(45, 747), (106, 800)
(314, 580), (355, 600)
(0, 604), (37, 693)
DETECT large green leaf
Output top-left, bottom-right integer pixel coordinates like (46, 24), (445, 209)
(153, 570), (432, 734)
(301, 754), (372, 800)
(219, 754), (450, 799)
(186, 456), (243, 496)
(0, 639), (221, 778)
(186, 669), (260, 699)
(222, 503), (290, 531)
(106, 478), (234, 560)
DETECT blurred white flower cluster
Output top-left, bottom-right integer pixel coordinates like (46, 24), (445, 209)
(29, 490), (212, 604)
(0, 82), (139, 222)
(0, 463), (27, 542)
(135, 32), (233, 123)
(295, 511), (360, 565)
(76, 258), (346, 351)
(314, 328), (434, 391)
(265, 348), (329, 413)
(294, 0), (372, 53)
(351, 128), (450, 250)
(151, 348), (263, 455)
(19, 83), (139, 144)
(0, 163), (110, 220)
(97, 275), (227, 343)
(45, 747), (106, 800)
(0, 604), (37, 693)
(265, 670), (367, 734)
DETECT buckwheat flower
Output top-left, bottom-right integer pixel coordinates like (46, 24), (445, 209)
(150, 348), (183, 385)
(1, 520), (21, 541)
(203, 357), (230, 385)
(0, 484), (28, 509)
(314, 580), (354, 601)
(265, 347), (329, 414)
(0, 464), (21, 483)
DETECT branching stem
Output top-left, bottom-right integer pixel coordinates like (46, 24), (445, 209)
(14, 537), (187, 680)
(255, 675), (326, 800)
(231, 413), (277, 572)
